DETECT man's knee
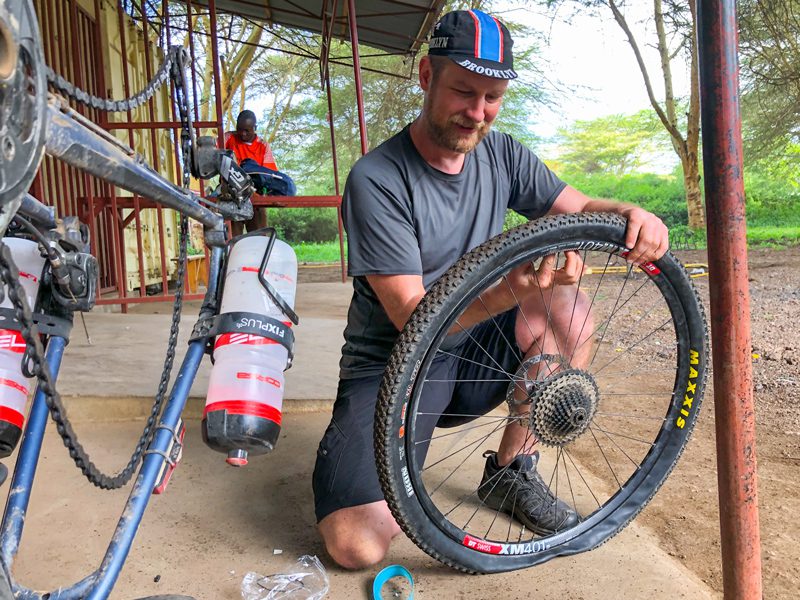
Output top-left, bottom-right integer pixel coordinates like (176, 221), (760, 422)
(564, 288), (594, 347)
(317, 503), (399, 570)
(321, 529), (388, 570)
(516, 285), (594, 353)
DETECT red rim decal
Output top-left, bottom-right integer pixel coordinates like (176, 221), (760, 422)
(462, 534), (503, 554)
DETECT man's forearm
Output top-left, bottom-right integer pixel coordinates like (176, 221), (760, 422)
(448, 281), (517, 333)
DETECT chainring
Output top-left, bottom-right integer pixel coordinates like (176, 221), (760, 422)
(0, 0), (47, 207)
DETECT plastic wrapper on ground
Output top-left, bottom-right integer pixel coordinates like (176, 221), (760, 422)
(241, 555), (329, 599)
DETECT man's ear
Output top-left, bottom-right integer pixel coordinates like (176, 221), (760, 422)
(419, 55), (433, 92)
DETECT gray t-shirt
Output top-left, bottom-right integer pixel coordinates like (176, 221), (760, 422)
(339, 125), (566, 379)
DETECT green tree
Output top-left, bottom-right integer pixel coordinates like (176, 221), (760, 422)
(277, 1), (552, 195)
(542, 0), (704, 228)
(738, 0), (800, 162)
(555, 110), (669, 175)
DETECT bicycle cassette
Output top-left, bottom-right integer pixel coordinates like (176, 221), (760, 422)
(529, 369), (600, 446)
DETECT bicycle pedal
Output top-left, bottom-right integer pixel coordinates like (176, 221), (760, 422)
(153, 420), (186, 495)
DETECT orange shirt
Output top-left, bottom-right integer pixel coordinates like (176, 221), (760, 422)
(224, 133), (279, 171)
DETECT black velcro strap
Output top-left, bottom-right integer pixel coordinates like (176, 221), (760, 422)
(0, 307), (74, 340)
(209, 311), (294, 354)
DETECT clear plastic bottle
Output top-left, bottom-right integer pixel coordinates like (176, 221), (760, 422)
(203, 235), (297, 466)
(0, 238), (45, 457)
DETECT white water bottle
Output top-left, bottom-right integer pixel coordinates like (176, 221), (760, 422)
(0, 238), (45, 457)
(202, 235), (297, 466)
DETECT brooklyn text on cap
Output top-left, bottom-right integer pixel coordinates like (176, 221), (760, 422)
(427, 9), (517, 80)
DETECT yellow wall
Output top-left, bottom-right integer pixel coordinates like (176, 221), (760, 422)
(98, 1), (182, 292)
(36, 0), (209, 294)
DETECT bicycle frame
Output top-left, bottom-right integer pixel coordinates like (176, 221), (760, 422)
(0, 88), (232, 598)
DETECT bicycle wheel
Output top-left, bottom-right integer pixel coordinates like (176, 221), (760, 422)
(375, 213), (708, 573)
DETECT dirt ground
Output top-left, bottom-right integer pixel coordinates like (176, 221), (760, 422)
(298, 246), (800, 599)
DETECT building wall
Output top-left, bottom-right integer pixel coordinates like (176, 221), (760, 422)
(99, 2), (182, 291)
(35, 0), (185, 294)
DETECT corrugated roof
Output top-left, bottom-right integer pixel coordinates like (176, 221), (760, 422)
(196, 0), (445, 56)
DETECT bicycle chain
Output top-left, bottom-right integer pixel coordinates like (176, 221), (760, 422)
(46, 46), (184, 113)
(0, 225), (188, 489)
(0, 43), (196, 489)
(170, 48), (195, 187)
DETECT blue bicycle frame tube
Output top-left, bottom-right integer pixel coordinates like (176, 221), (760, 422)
(85, 339), (207, 600)
(84, 245), (224, 600)
(1, 337), (67, 567)
(86, 247), (223, 600)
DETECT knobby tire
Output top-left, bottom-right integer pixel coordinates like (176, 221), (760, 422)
(374, 213), (708, 573)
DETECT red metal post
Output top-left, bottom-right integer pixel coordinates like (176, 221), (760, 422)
(186, 0), (201, 228)
(139, 7), (170, 296)
(696, 2), (763, 598)
(208, 0), (226, 147)
(347, 0), (369, 155)
(117, 2), (140, 307)
(324, 63), (346, 282)
(187, 0), (201, 125)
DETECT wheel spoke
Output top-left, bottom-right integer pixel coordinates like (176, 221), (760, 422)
(588, 427), (622, 489)
(428, 417), (509, 499)
(375, 217), (706, 571)
(592, 317), (674, 377)
(592, 418), (645, 468)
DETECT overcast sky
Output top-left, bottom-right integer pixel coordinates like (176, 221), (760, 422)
(503, 4), (691, 138)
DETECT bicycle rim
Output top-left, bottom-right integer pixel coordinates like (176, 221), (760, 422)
(375, 213), (708, 573)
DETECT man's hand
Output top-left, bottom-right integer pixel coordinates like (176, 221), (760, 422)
(507, 251), (584, 296)
(620, 206), (669, 265)
(549, 187), (670, 265)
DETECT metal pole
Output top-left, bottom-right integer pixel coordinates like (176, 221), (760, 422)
(696, 1), (763, 598)
(117, 1), (137, 310)
(347, 0), (369, 155)
(140, 3), (171, 297)
(325, 62), (346, 282)
(208, 0), (226, 147)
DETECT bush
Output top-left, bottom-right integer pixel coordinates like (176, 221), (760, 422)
(504, 210), (528, 231)
(503, 172), (689, 230)
(669, 225), (707, 249)
(564, 171), (688, 228)
(744, 171), (800, 227)
(266, 207), (340, 243)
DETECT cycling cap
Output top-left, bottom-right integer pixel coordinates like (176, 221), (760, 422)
(427, 9), (517, 80)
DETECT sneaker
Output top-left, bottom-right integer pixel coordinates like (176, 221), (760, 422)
(477, 451), (579, 535)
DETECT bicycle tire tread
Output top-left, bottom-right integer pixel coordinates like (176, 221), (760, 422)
(375, 213), (709, 573)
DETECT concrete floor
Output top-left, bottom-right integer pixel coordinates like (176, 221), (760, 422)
(4, 281), (719, 599)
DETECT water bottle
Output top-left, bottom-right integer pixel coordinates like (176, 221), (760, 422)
(0, 238), (45, 457)
(202, 234), (297, 466)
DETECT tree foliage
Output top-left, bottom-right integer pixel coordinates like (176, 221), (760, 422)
(554, 110), (670, 175)
(540, 0), (704, 228)
(738, 1), (800, 164)
(274, 0), (553, 195)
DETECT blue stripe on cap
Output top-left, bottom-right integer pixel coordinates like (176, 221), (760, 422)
(470, 10), (501, 62)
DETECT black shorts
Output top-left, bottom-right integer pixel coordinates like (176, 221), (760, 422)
(312, 309), (522, 522)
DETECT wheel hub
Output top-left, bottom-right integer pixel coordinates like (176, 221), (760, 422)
(505, 353), (566, 409)
(529, 369), (599, 446)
